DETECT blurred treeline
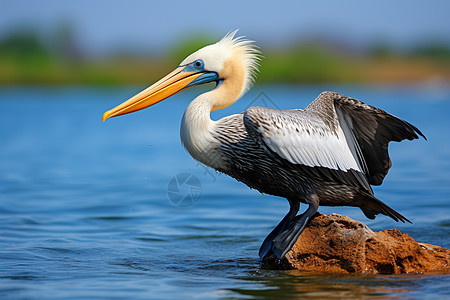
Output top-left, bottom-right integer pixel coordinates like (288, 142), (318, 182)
(1, 27), (449, 85)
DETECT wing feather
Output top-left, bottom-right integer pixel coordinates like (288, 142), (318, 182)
(308, 91), (426, 185)
(245, 106), (360, 172)
(243, 105), (372, 192)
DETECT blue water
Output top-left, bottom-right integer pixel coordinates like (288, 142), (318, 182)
(0, 85), (449, 299)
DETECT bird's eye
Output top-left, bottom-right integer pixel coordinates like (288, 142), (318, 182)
(194, 60), (203, 69)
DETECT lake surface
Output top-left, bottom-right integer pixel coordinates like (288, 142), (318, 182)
(0, 84), (449, 299)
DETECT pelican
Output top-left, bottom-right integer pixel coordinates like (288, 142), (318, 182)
(102, 31), (425, 260)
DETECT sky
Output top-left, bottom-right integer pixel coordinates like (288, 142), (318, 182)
(1, 0), (450, 56)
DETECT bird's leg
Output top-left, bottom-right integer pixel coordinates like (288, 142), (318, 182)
(272, 195), (319, 259)
(259, 200), (299, 259)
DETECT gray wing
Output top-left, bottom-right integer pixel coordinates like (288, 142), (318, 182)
(307, 91), (426, 186)
(243, 103), (373, 193)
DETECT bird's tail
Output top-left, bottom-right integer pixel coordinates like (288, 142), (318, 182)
(359, 194), (411, 223)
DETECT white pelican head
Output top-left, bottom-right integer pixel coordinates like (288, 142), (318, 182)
(102, 30), (260, 121)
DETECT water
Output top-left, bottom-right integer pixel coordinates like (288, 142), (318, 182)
(0, 84), (449, 299)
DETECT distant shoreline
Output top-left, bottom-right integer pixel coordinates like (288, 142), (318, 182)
(1, 31), (449, 85)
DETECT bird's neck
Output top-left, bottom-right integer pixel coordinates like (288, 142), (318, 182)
(180, 63), (245, 167)
(180, 92), (219, 168)
(180, 81), (242, 169)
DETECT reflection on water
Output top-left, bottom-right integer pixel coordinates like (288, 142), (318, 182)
(229, 270), (431, 299)
(0, 85), (449, 299)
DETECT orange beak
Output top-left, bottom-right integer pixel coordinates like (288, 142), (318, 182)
(102, 67), (203, 122)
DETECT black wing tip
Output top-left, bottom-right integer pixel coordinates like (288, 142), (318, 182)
(416, 129), (427, 141)
(391, 117), (426, 142)
(407, 122), (427, 141)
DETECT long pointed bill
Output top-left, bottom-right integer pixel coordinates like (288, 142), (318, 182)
(102, 67), (204, 121)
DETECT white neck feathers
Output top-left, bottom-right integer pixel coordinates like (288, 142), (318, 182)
(180, 92), (219, 167)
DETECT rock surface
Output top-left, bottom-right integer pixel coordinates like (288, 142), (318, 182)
(264, 213), (449, 274)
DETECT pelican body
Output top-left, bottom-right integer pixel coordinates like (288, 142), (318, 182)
(103, 32), (425, 259)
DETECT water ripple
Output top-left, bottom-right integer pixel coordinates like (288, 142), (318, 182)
(0, 86), (449, 299)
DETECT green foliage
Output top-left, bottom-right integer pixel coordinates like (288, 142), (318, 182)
(370, 42), (396, 59)
(0, 29), (53, 66)
(260, 44), (362, 83)
(0, 29), (55, 84)
(0, 28), (448, 85)
(411, 43), (450, 60)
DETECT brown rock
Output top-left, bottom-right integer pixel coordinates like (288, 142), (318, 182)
(264, 213), (449, 274)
